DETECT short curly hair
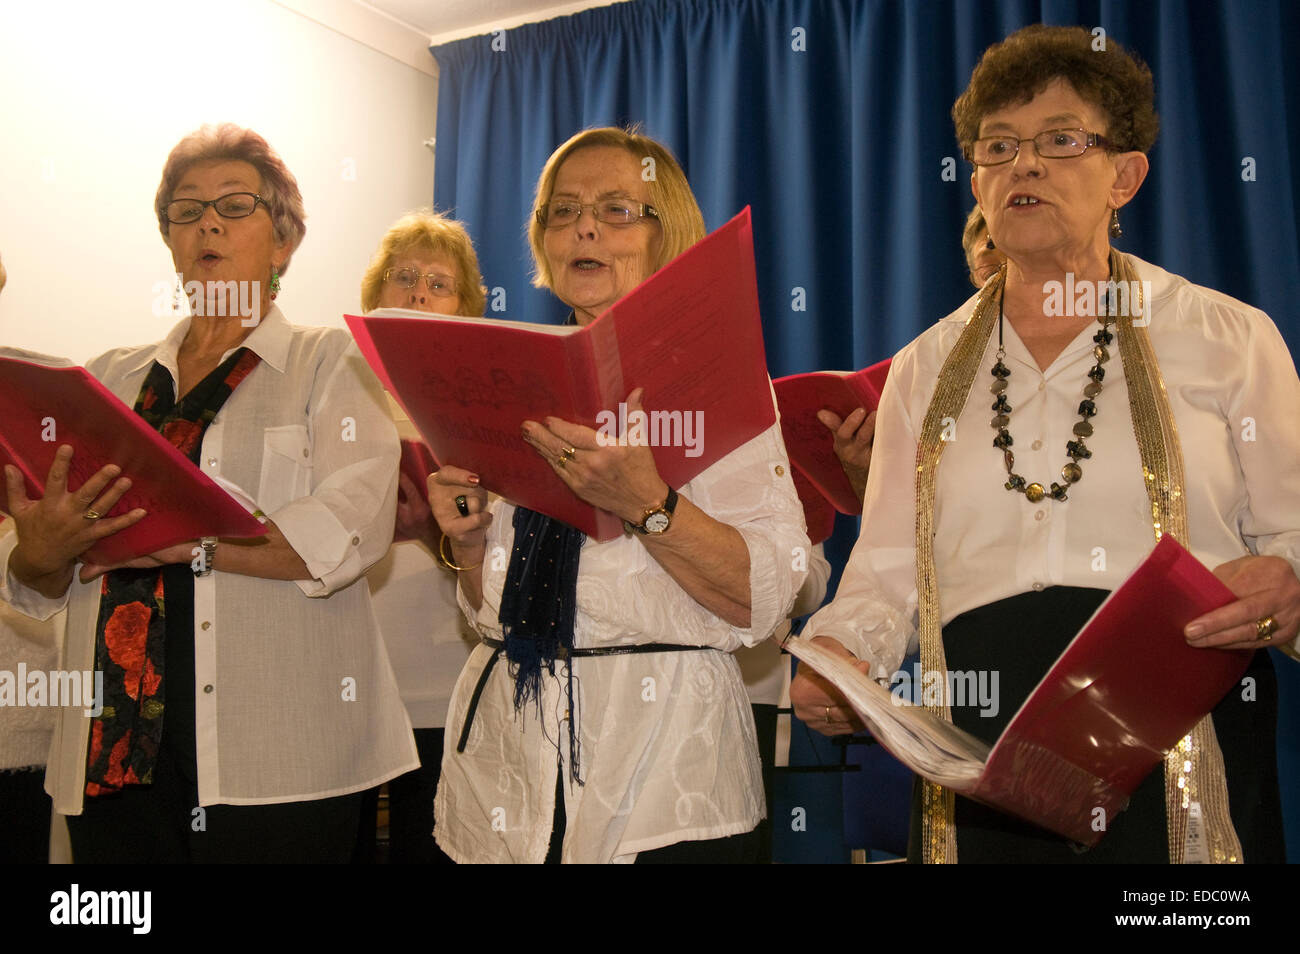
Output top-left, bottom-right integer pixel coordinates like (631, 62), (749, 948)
(528, 126), (705, 292)
(360, 210), (487, 316)
(953, 24), (1159, 157)
(155, 123), (306, 275)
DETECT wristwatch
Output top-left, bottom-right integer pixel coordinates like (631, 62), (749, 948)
(625, 486), (678, 535)
(194, 536), (218, 577)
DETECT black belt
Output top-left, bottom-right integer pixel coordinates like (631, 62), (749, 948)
(455, 638), (718, 753)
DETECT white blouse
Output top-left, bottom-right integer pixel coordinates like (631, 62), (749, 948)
(806, 254), (1300, 678)
(0, 307), (419, 813)
(435, 417), (812, 863)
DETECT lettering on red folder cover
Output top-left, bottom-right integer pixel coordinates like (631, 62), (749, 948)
(0, 351), (267, 565)
(346, 208), (776, 540)
(774, 359), (891, 518)
(786, 536), (1252, 846)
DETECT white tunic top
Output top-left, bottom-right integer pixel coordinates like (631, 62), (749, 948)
(435, 416), (812, 863)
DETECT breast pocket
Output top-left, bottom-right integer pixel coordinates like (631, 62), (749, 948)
(257, 424), (313, 514)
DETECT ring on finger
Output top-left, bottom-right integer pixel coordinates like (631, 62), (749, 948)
(83, 509), (102, 520)
(824, 705), (831, 725)
(1256, 615), (1278, 641)
(455, 494), (470, 518)
(560, 445), (577, 462)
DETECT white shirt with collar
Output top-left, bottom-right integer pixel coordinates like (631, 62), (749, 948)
(806, 254), (1300, 678)
(435, 415), (812, 863)
(0, 306), (418, 814)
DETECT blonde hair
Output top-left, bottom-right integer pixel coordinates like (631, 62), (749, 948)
(155, 123), (306, 275)
(962, 205), (990, 273)
(528, 126), (705, 291)
(361, 211), (487, 316)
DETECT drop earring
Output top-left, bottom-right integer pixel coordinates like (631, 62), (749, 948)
(1109, 208), (1123, 239)
(269, 266), (281, 300)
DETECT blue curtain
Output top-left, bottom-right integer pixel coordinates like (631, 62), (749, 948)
(432, 0), (1300, 859)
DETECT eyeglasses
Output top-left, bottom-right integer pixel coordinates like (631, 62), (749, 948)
(536, 198), (659, 229)
(965, 129), (1114, 167)
(383, 267), (458, 297)
(162, 192), (267, 225)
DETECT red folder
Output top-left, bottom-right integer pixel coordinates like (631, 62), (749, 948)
(790, 465), (836, 545)
(773, 359), (891, 516)
(0, 354), (267, 565)
(346, 208), (776, 540)
(788, 536), (1252, 846)
(967, 535), (1252, 844)
(395, 438), (439, 543)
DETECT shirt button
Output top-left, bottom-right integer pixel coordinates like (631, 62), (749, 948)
(207, 457), (218, 467)
(775, 465), (785, 477)
(1031, 439), (1043, 450)
(351, 535), (361, 546)
(1034, 510), (1044, 521)
(201, 621), (211, 631)
(1032, 582), (1044, 592)
(1038, 380), (1046, 392)
(203, 684), (214, 693)
(302, 448), (309, 458)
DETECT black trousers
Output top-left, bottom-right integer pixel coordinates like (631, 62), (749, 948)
(907, 586), (1284, 863)
(355, 727), (455, 864)
(0, 768), (52, 863)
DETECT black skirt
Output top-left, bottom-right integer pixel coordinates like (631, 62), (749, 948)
(906, 586), (1284, 863)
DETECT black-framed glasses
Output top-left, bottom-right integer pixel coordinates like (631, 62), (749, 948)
(162, 192), (267, 225)
(383, 267), (458, 297)
(965, 129), (1115, 166)
(536, 198), (659, 229)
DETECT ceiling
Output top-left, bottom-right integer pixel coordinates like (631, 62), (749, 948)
(361, 0), (628, 44)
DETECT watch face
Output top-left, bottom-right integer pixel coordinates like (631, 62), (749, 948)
(644, 511), (671, 534)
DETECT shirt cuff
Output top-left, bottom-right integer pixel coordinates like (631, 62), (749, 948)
(735, 524), (806, 646)
(271, 497), (366, 598)
(0, 532), (69, 621)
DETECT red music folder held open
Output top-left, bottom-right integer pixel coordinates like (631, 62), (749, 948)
(773, 359), (891, 521)
(0, 350), (267, 565)
(786, 536), (1252, 846)
(346, 208), (776, 541)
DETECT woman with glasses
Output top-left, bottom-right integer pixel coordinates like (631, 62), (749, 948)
(793, 25), (1299, 863)
(427, 127), (811, 863)
(0, 123), (416, 863)
(357, 211), (485, 863)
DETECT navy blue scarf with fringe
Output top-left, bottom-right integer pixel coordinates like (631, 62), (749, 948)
(498, 506), (586, 783)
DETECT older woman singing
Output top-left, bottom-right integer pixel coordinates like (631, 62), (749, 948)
(429, 127), (810, 863)
(0, 124), (416, 863)
(793, 25), (1300, 864)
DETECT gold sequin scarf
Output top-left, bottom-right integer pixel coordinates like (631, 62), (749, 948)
(913, 251), (1242, 864)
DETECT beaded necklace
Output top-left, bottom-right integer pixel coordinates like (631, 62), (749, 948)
(990, 273), (1115, 503)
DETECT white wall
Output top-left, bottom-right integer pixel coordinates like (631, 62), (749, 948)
(0, 0), (437, 362)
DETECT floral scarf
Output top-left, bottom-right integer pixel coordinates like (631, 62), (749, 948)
(84, 347), (260, 796)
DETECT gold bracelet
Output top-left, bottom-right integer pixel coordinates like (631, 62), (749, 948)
(439, 533), (483, 572)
